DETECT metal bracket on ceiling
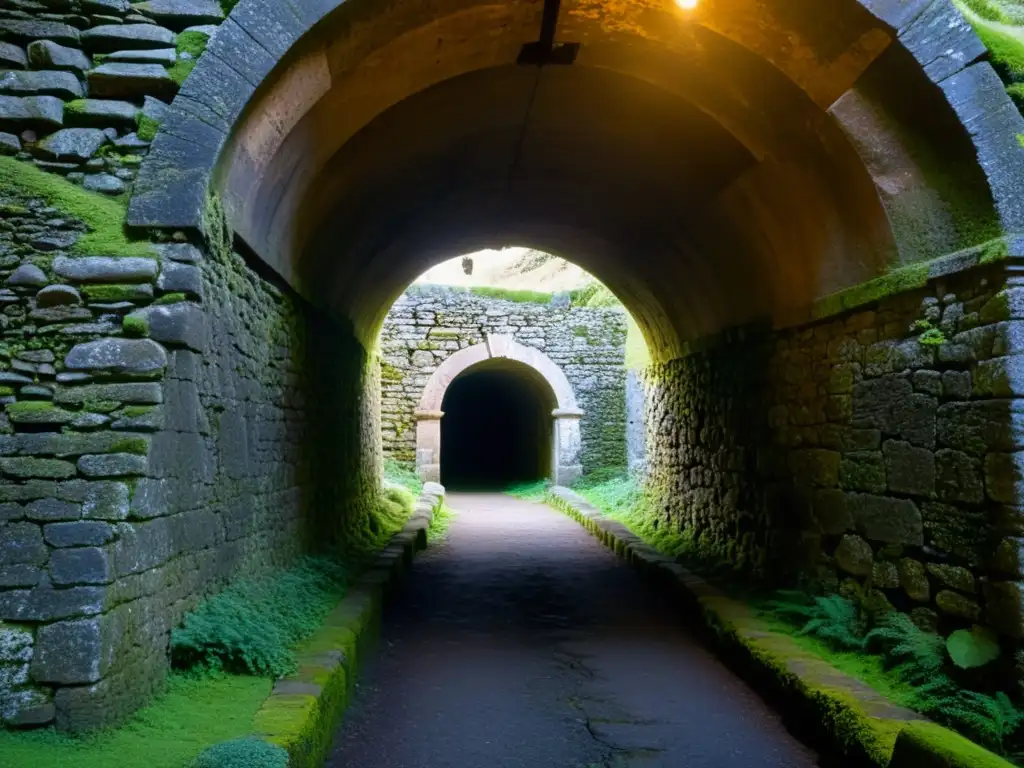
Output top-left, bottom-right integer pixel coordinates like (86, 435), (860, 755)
(516, 0), (579, 66)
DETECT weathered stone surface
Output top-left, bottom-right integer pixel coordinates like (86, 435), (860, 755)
(2, 20), (81, 46)
(839, 451), (886, 493)
(87, 62), (177, 101)
(65, 338), (167, 376)
(0, 131), (20, 155)
(134, 0), (223, 29)
(0, 458), (76, 479)
(36, 128), (108, 162)
(848, 493), (922, 545)
(82, 482), (129, 521)
(872, 560), (899, 589)
(788, 449), (839, 487)
(935, 590), (981, 621)
(83, 173), (126, 195)
(43, 521), (114, 547)
(64, 98), (138, 129)
(0, 523), (46, 566)
(77, 452), (147, 477)
(6, 263), (48, 288)
(53, 255), (158, 283)
(25, 498), (80, 522)
(0, 94), (63, 131)
(107, 48), (178, 65)
(926, 563), (975, 593)
(36, 284), (82, 307)
(0, 43), (28, 70)
(127, 303), (204, 350)
(937, 399), (1024, 456)
(0, 585), (104, 622)
(80, 24), (176, 53)
(54, 382), (163, 405)
(812, 489), (852, 534)
(934, 449), (984, 503)
(898, 558), (930, 602)
(156, 260), (202, 297)
(851, 375), (913, 430)
(984, 452), (1023, 504)
(141, 95), (169, 124)
(0, 71), (83, 100)
(0, 623), (33, 664)
(834, 534), (873, 576)
(26, 41), (90, 73)
(49, 547), (111, 586)
(882, 440), (934, 497)
(31, 619), (102, 683)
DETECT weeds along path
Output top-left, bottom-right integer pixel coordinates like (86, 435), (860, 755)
(328, 493), (821, 768)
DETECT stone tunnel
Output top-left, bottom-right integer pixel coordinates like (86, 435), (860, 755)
(0, 0), (1023, 736)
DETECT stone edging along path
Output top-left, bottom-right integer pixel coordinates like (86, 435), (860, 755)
(248, 482), (446, 768)
(546, 486), (1015, 768)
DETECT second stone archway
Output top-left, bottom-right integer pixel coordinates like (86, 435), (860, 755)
(414, 335), (583, 486)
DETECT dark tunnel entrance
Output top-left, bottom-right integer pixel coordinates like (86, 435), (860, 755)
(440, 360), (554, 489)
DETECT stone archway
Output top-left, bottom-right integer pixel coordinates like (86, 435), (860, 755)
(414, 335), (583, 486)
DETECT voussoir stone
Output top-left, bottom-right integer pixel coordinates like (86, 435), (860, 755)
(86, 62), (177, 102)
(26, 41), (91, 73)
(65, 338), (167, 375)
(36, 128), (108, 163)
(0, 71), (83, 101)
(53, 255), (158, 283)
(80, 24), (176, 53)
(0, 95), (64, 131)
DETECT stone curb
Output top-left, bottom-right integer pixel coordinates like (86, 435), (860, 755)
(546, 486), (1014, 768)
(250, 483), (445, 768)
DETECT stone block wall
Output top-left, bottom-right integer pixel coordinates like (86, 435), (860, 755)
(379, 285), (628, 475)
(643, 260), (1024, 640)
(0, 194), (379, 730)
(0, 0), (225, 193)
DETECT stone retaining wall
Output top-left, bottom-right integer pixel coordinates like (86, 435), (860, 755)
(643, 260), (1024, 639)
(379, 285), (628, 475)
(0, 195), (379, 730)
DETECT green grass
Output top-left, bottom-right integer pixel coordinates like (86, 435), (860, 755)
(0, 156), (154, 257)
(468, 286), (553, 304)
(505, 479), (550, 502)
(427, 503), (455, 544)
(383, 458), (422, 495)
(168, 30), (210, 86)
(0, 673), (271, 768)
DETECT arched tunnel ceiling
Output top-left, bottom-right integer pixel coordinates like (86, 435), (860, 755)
(127, 0), (1024, 361)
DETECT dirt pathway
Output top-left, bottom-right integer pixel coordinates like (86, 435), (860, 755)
(328, 492), (821, 768)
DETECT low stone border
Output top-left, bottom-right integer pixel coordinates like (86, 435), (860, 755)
(546, 486), (1014, 768)
(249, 482), (445, 768)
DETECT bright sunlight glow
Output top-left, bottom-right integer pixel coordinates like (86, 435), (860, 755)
(675, 0), (698, 8)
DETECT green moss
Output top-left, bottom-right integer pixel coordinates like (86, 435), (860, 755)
(0, 156), (154, 257)
(136, 113), (161, 142)
(891, 721), (1018, 768)
(155, 292), (187, 305)
(168, 31), (210, 87)
(122, 314), (149, 337)
(120, 406), (153, 418)
(64, 99), (87, 115)
(380, 362), (402, 382)
(1016, 126), (1024, 146)
(813, 262), (931, 320)
(110, 437), (149, 455)
(6, 400), (56, 415)
(572, 325), (589, 337)
(82, 284), (150, 302)
(427, 503), (455, 545)
(962, 0), (1014, 22)
(918, 328), (947, 346)
(82, 400), (121, 414)
(427, 330), (459, 340)
(467, 286), (553, 304)
(0, 673), (271, 768)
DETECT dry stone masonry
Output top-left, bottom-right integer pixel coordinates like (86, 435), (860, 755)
(379, 285), (628, 476)
(643, 256), (1024, 641)
(0, 0), (225, 193)
(0, 193), (379, 730)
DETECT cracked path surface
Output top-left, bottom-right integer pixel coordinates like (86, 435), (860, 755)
(328, 493), (821, 768)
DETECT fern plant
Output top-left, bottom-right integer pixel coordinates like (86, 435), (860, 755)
(767, 592), (867, 650)
(923, 690), (1024, 754)
(865, 612), (946, 686)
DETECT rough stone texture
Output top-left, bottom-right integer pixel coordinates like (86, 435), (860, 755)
(640, 263), (1021, 641)
(379, 286), (627, 475)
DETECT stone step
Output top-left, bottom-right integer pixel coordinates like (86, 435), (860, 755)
(26, 40), (91, 73)
(0, 42), (28, 70)
(1, 19), (80, 46)
(132, 0), (223, 31)
(86, 62), (176, 101)
(0, 95), (65, 132)
(0, 70), (84, 100)
(105, 47), (177, 65)
(80, 23), (175, 53)
(34, 127), (109, 162)
(82, 173), (126, 194)
(64, 98), (138, 129)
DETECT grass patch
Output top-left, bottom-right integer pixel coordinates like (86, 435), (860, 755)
(0, 673), (271, 768)
(468, 286), (553, 304)
(0, 155), (154, 257)
(168, 30), (210, 86)
(136, 113), (160, 142)
(383, 458), (422, 495)
(505, 479), (550, 502)
(427, 503), (455, 544)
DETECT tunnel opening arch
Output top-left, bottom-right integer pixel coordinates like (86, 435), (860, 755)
(415, 335), (584, 487)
